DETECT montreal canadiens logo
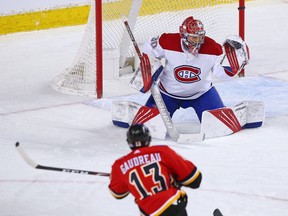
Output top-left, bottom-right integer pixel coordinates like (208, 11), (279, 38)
(174, 65), (201, 83)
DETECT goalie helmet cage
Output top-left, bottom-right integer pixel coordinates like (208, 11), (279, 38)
(51, 0), (245, 99)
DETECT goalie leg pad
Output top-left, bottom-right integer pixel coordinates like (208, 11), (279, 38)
(112, 101), (142, 128)
(201, 101), (264, 139)
(132, 106), (159, 124)
(132, 106), (167, 140)
(201, 107), (242, 139)
(111, 100), (167, 140)
(243, 101), (265, 128)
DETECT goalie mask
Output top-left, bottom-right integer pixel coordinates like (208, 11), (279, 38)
(126, 124), (151, 150)
(180, 16), (206, 55)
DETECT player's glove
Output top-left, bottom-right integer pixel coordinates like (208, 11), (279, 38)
(139, 53), (152, 93)
(223, 35), (250, 76)
(130, 53), (163, 93)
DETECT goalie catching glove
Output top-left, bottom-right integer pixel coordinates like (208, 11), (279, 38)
(222, 35), (250, 77)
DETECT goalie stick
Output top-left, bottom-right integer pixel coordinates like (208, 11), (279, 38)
(124, 20), (204, 143)
(15, 142), (110, 177)
(150, 79), (205, 143)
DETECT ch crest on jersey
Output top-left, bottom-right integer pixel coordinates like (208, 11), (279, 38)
(174, 65), (201, 83)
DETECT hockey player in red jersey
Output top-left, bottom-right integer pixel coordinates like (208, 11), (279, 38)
(109, 124), (202, 215)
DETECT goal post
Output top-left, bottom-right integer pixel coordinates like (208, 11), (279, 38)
(238, 0), (246, 77)
(51, 0), (245, 98)
(95, 0), (103, 98)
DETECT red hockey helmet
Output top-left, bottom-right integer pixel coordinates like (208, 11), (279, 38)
(179, 16), (206, 55)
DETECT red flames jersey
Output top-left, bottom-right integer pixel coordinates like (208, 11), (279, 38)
(109, 145), (201, 215)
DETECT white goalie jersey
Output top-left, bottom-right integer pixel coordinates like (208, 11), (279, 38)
(141, 33), (232, 100)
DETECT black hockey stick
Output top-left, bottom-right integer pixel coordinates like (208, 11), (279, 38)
(15, 142), (110, 177)
(213, 208), (224, 216)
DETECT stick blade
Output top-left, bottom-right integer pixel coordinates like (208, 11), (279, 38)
(177, 133), (205, 143)
(213, 208), (223, 216)
(15, 142), (38, 168)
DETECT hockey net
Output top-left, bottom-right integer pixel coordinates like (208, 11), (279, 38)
(51, 0), (241, 98)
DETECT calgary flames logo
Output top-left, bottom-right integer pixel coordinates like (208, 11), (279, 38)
(174, 65), (201, 83)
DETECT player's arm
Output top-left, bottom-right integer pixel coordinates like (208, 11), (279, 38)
(177, 167), (202, 189)
(109, 187), (129, 199)
(108, 163), (130, 199)
(221, 35), (250, 77)
(163, 146), (202, 189)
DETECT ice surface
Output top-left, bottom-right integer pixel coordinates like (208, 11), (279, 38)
(0, 0), (288, 215)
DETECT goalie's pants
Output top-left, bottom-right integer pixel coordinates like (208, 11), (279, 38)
(146, 86), (224, 122)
